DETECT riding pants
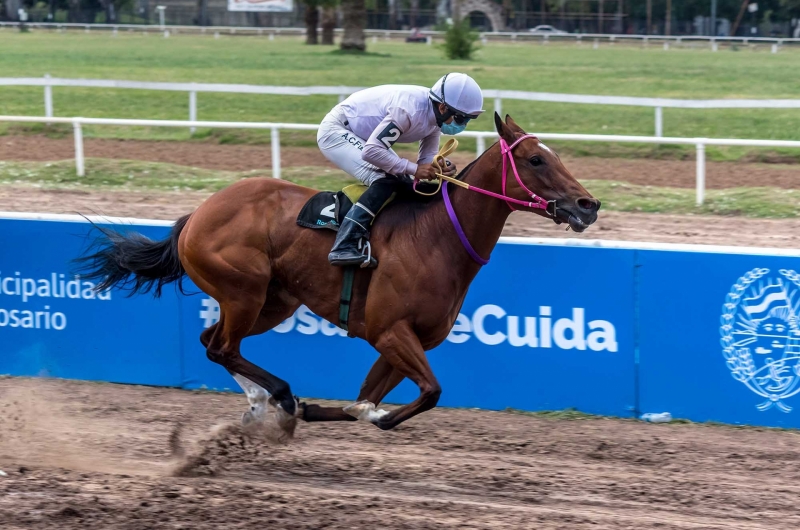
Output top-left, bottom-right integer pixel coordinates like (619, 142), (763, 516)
(317, 106), (395, 186)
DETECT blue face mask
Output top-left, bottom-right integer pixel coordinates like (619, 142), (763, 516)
(441, 121), (467, 135)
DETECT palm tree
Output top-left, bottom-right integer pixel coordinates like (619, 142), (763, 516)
(340, 0), (366, 51)
(321, 2), (337, 45)
(303, 0), (320, 44)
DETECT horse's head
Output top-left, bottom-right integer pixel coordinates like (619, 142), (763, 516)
(494, 113), (600, 233)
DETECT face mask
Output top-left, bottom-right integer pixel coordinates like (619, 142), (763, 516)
(441, 121), (467, 135)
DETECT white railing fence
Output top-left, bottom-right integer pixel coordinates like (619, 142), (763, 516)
(1, 21), (799, 47)
(4, 77), (800, 138)
(2, 115), (799, 206)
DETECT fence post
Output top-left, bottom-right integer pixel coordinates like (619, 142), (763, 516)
(271, 127), (281, 179)
(73, 119), (85, 177)
(338, 94), (345, 103)
(476, 135), (485, 158)
(494, 98), (502, 118)
(655, 106), (663, 137)
(695, 143), (705, 206)
(189, 88), (197, 135)
(44, 73), (53, 124)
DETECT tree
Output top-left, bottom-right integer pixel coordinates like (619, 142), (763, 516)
(442, 18), (479, 60)
(304, 0), (320, 44)
(321, 1), (337, 45)
(5, 0), (21, 20)
(340, 0), (366, 51)
(409, 0), (420, 28)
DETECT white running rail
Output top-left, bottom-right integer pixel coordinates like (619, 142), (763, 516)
(4, 76), (800, 137)
(2, 114), (800, 206)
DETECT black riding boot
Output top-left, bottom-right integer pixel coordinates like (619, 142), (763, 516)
(328, 178), (400, 268)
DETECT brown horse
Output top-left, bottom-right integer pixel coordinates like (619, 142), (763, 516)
(77, 114), (600, 436)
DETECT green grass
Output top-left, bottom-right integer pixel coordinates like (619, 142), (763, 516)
(0, 159), (353, 192)
(585, 180), (800, 218)
(0, 32), (799, 161)
(2, 158), (797, 218)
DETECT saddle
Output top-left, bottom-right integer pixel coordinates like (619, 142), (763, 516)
(297, 139), (459, 232)
(296, 184), (370, 232)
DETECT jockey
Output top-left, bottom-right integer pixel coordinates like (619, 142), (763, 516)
(317, 72), (484, 267)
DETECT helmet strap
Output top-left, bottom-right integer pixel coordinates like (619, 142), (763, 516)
(431, 98), (454, 128)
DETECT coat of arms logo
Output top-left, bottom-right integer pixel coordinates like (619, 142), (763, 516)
(720, 268), (800, 412)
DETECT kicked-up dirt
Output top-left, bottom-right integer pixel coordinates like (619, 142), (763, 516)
(1, 377), (800, 529)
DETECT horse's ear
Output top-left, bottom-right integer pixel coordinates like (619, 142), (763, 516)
(494, 112), (515, 143)
(494, 112), (517, 144)
(504, 114), (525, 134)
(493, 112), (505, 135)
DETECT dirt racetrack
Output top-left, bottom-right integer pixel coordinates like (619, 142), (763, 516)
(3, 184), (800, 249)
(1, 377), (800, 530)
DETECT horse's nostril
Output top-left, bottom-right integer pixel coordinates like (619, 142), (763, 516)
(577, 198), (598, 212)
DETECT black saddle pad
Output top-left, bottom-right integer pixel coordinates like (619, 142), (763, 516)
(296, 190), (354, 232)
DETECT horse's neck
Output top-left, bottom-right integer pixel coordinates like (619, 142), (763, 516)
(432, 148), (511, 273)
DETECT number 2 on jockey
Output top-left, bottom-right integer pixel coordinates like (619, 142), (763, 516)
(377, 123), (401, 149)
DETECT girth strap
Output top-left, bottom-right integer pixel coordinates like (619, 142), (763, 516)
(338, 266), (356, 335)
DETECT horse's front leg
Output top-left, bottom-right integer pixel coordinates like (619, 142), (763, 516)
(301, 356), (404, 422)
(346, 321), (441, 430)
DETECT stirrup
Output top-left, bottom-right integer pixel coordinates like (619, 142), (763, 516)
(359, 240), (375, 268)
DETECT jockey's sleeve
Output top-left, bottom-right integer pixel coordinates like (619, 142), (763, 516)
(417, 130), (441, 165)
(362, 111), (418, 177)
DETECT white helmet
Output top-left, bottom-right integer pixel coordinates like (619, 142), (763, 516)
(429, 73), (484, 118)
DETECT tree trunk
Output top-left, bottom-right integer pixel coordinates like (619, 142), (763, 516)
(730, 0), (750, 36)
(340, 0), (366, 51)
(104, 0), (117, 23)
(645, 0), (651, 34)
(410, 0), (419, 28)
(388, 0), (396, 29)
(305, 3), (319, 44)
(69, 0), (78, 21)
(321, 6), (336, 45)
(665, 0), (671, 35)
(5, 0), (21, 20)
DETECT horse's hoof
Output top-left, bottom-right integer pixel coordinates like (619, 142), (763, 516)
(343, 401), (390, 423)
(343, 400), (372, 419)
(280, 396), (300, 418)
(241, 410), (255, 426)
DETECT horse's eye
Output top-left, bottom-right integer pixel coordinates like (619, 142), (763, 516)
(529, 156), (544, 167)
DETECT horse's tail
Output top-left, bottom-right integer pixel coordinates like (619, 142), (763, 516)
(74, 214), (191, 298)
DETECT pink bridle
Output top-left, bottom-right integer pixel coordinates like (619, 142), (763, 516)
(437, 133), (557, 266)
(499, 134), (556, 214)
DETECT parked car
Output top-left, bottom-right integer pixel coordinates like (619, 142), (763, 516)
(405, 28), (428, 43)
(528, 25), (567, 34)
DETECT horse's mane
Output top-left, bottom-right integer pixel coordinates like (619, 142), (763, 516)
(377, 151), (486, 231)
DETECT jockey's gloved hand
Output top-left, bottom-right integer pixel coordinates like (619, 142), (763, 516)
(442, 158), (457, 177)
(414, 163), (437, 181)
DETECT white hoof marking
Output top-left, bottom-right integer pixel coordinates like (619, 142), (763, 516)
(343, 401), (389, 423)
(232, 373), (275, 425)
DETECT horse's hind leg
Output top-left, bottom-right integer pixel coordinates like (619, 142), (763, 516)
(204, 286), (300, 422)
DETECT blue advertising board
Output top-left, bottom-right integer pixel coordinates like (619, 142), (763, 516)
(3, 214), (800, 428)
(638, 248), (800, 428)
(0, 218), (182, 386)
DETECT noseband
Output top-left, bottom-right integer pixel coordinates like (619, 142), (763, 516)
(500, 134), (557, 216)
(418, 135), (556, 266)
